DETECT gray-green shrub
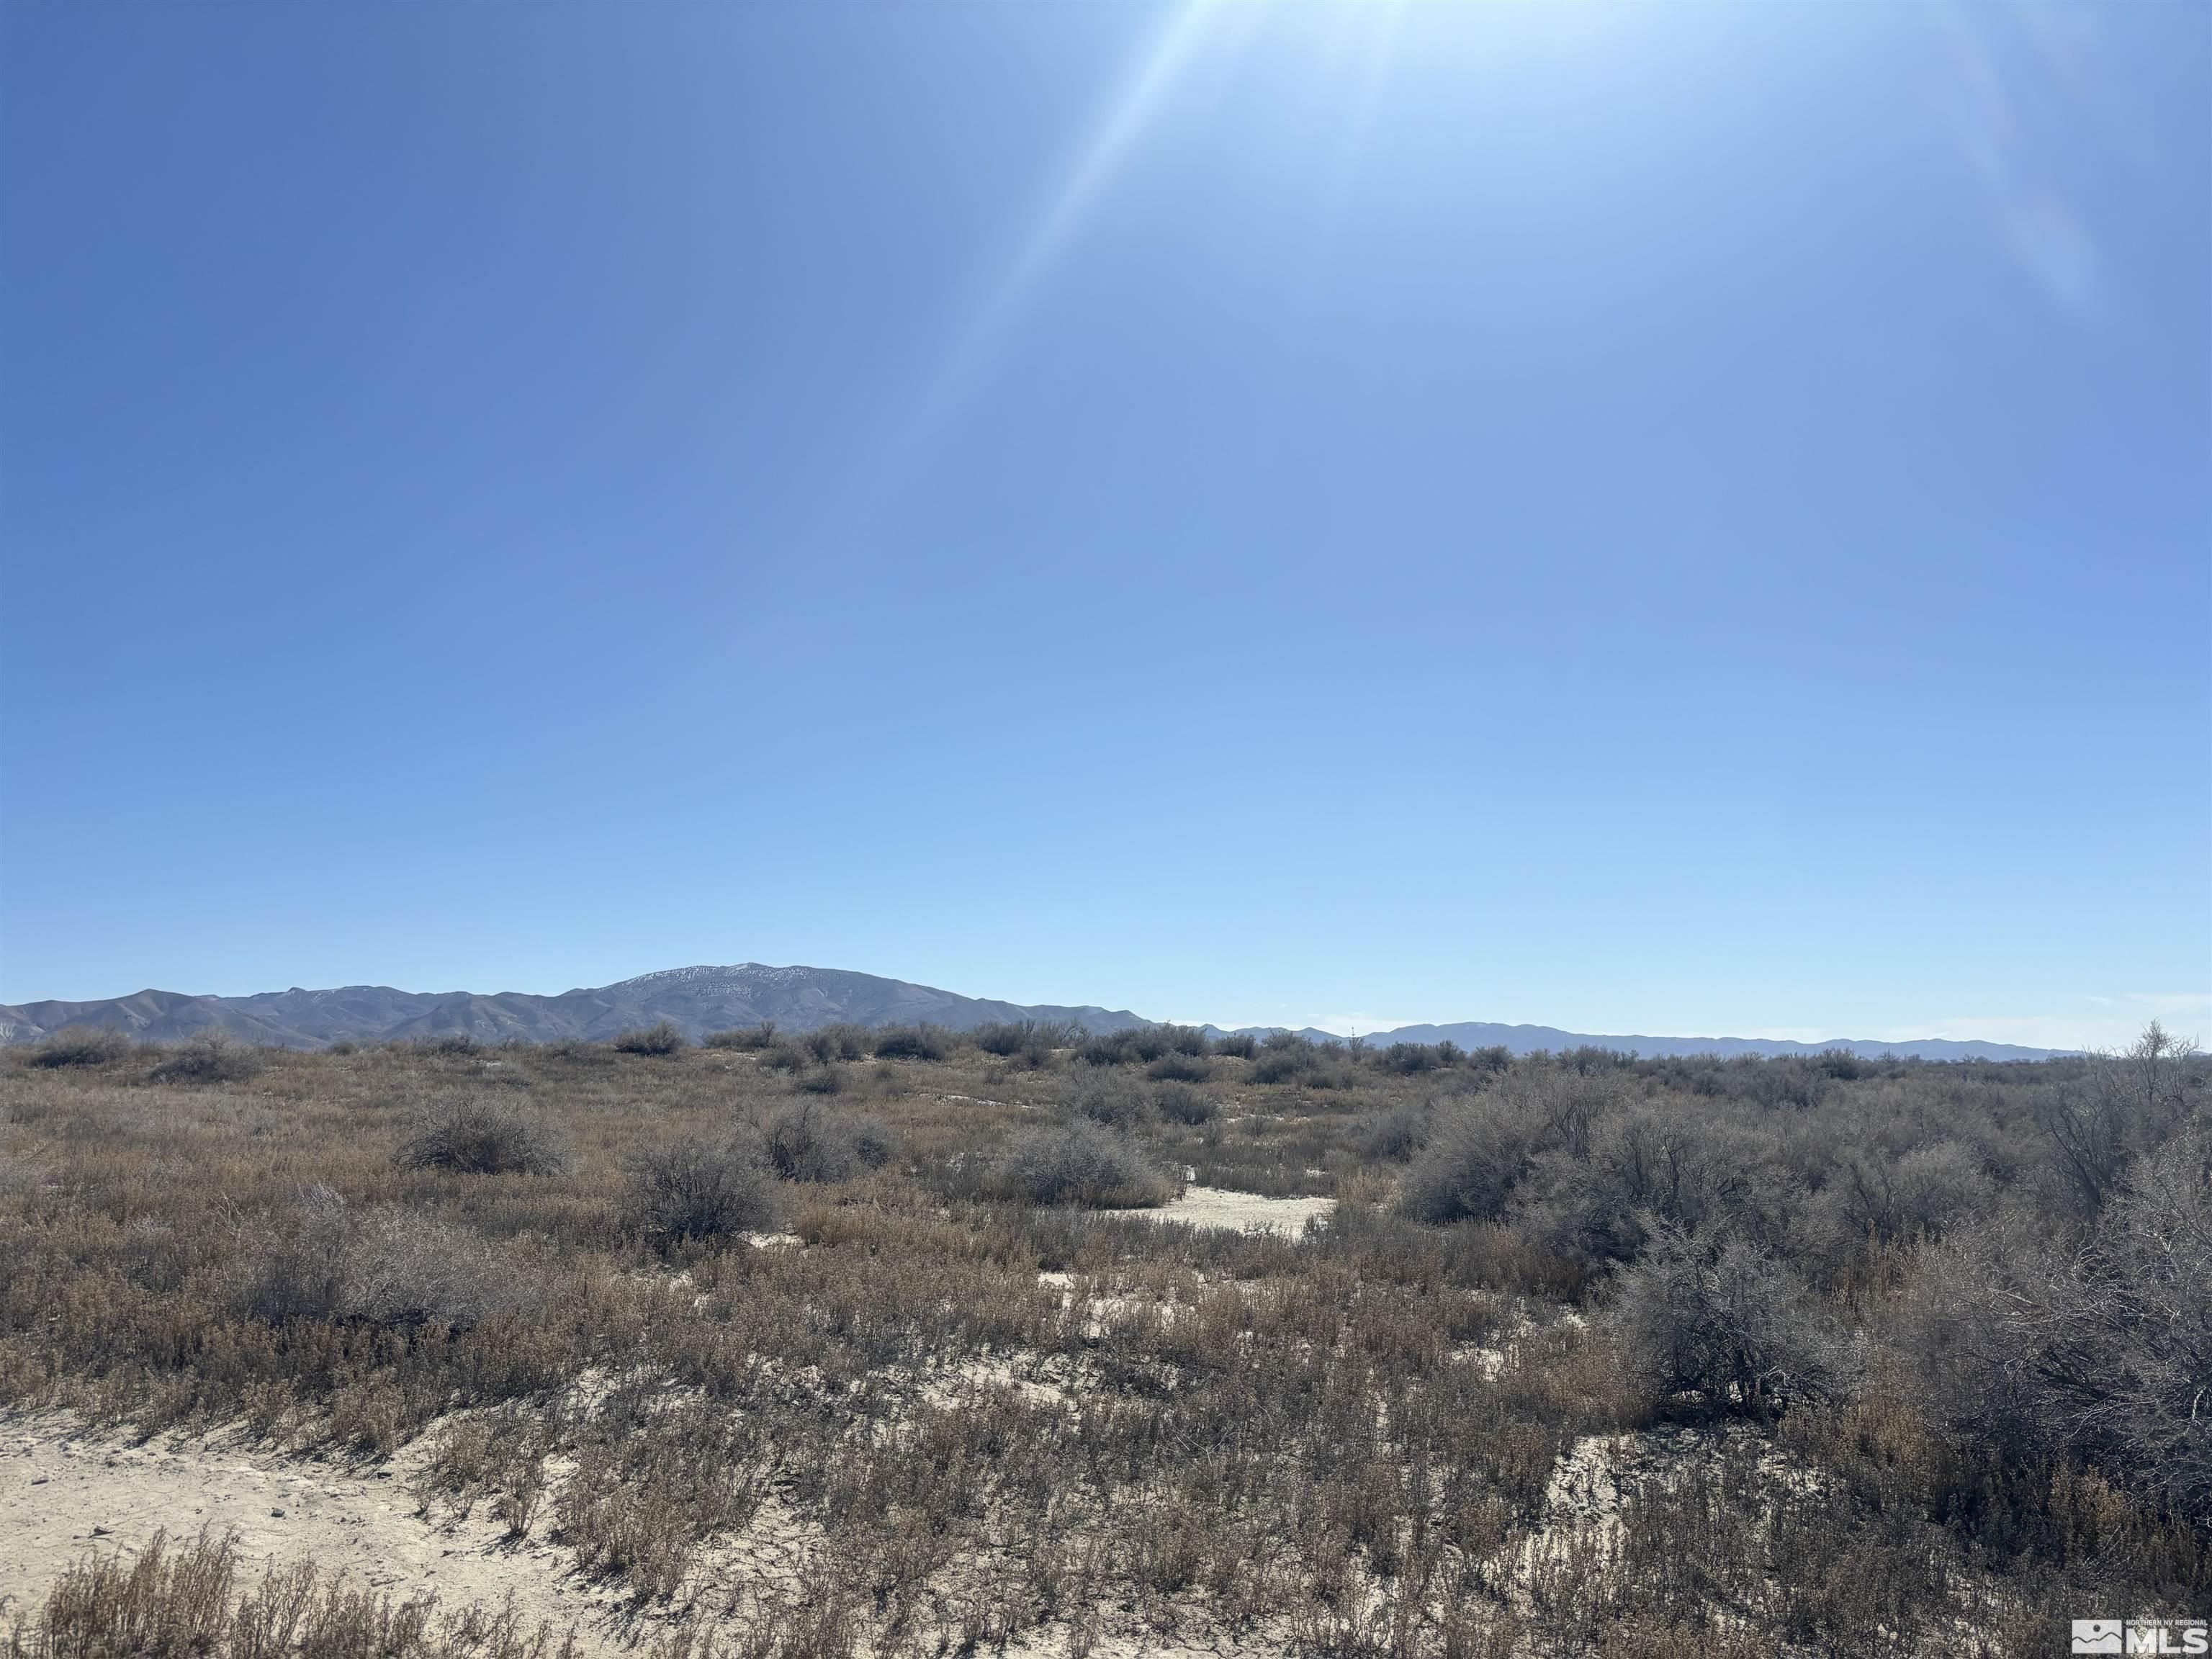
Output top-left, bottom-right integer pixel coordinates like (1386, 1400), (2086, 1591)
(991, 1120), (1171, 1208)
(394, 1096), (572, 1177)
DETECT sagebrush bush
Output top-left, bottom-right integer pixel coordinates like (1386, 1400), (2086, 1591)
(971, 1021), (1035, 1056)
(149, 1032), (264, 1084)
(1213, 1032), (1258, 1059)
(394, 1096), (571, 1176)
(612, 1020), (687, 1056)
(1249, 1035), (1317, 1084)
(1146, 1051), (1211, 1084)
(973, 1020), (1072, 1065)
(1071, 1071), (1150, 1130)
(1611, 1230), (1848, 1411)
(619, 1133), (780, 1244)
(1398, 1096), (1534, 1224)
(804, 1024), (870, 1064)
(29, 1027), (132, 1068)
(760, 1100), (894, 1182)
(1154, 1082), (1218, 1125)
(873, 1025), (950, 1061)
(703, 1023), (775, 1051)
(991, 1119), (1171, 1208)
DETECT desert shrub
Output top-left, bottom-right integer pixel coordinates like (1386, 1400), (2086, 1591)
(803, 1023), (869, 1064)
(1146, 1051), (1211, 1083)
(612, 1020), (687, 1056)
(1902, 1125), (2212, 1524)
(760, 1041), (809, 1072)
(971, 1021), (1033, 1057)
(1831, 1141), (1993, 1246)
(703, 1022), (776, 1051)
(973, 1020), (1074, 1064)
(619, 1132), (779, 1245)
(1356, 1103), (1429, 1161)
(760, 1100), (894, 1182)
(1213, 1031), (1258, 1059)
(1154, 1082), (1218, 1125)
(1153, 1025), (1210, 1057)
(341, 1208), (538, 1326)
(238, 1185), (534, 1328)
(29, 1028), (132, 1068)
(1611, 1230), (1847, 1411)
(1071, 1071), (1151, 1130)
(1075, 1031), (1132, 1066)
(1378, 1042), (1443, 1075)
(1250, 1035), (1317, 1084)
(798, 1064), (848, 1095)
(873, 1025), (950, 1061)
(541, 1038), (610, 1064)
(149, 1033), (264, 1084)
(393, 1096), (571, 1176)
(991, 1119), (1172, 1208)
(1400, 1096), (1537, 1225)
(413, 1032), (477, 1055)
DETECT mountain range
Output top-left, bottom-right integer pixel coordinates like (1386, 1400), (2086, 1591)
(0, 963), (2069, 1061)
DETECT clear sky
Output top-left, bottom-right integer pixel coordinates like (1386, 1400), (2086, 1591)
(3, 3), (2206, 1049)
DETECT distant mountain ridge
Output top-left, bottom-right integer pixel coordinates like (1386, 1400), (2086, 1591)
(0, 965), (1151, 1049)
(0, 963), (2068, 1061)
(1202, 1020), (2068, 1064)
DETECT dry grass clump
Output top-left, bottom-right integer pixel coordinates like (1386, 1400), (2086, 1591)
(28, 1027), (132, 1069)
(611, 1020), (687, 1056)
(394, 1096), (571, 1176)
(619, 1131), (781, 1246)
(990, 1118), (1171, 1208)
(10, 1527), (579, 1659)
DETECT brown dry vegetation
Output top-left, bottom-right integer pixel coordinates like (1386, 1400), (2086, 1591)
(1, 1024), (2205, 1657)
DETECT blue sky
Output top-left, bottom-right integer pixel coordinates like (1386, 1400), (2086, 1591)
(3, 3), (2206, 1049)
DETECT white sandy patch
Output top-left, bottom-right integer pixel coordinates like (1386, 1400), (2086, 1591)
(0, 1411), (622, 1649)
(1101, 1185), (1334, 1238)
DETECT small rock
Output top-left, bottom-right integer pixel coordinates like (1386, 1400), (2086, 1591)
(270, 1507), (286, 1518)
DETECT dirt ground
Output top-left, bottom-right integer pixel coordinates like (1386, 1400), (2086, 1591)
(0, 1411), (631, 1651)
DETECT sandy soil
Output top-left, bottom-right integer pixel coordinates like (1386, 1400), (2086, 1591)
(0, 1411), (628, 1650)
(1102, 1185), (1334, 1238)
